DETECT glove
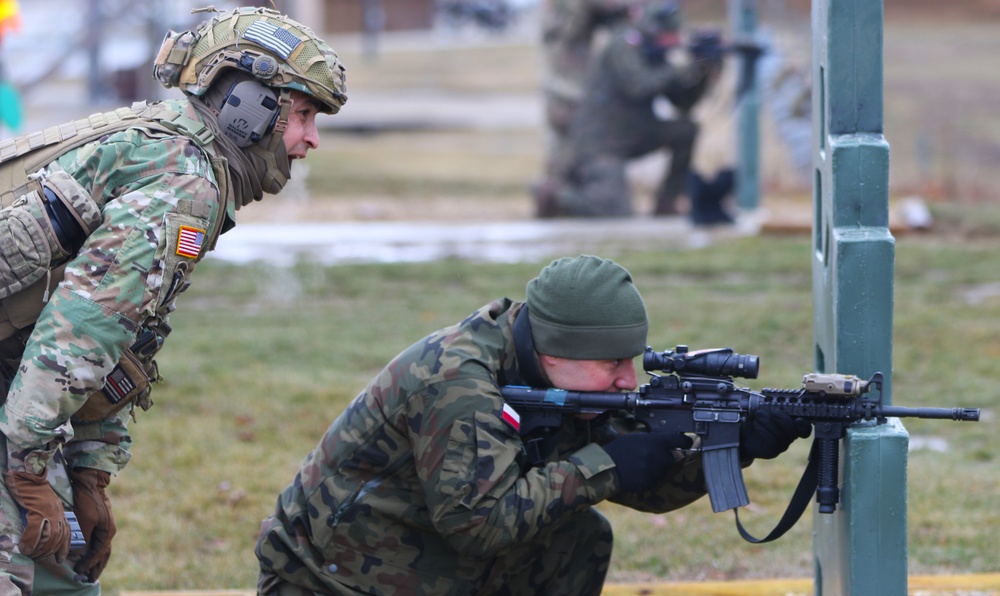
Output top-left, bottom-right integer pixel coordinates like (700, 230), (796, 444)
(739, 409), (812, 461)
(3, 469), (71, 562)
(69, 467), (116, 582)
(601, 432), (693, 493)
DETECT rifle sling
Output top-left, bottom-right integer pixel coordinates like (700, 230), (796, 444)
(734, 439), (820, 544)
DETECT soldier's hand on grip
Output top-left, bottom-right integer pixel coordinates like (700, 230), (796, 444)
(739, 409), (812, 461)
(602, 432), (693, 493)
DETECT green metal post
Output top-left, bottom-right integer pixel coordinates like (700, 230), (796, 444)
(811, 0), (908, 594)
(729, 0), (760, 211)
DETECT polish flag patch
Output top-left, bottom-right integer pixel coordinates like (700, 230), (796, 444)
(501, 403), (521, 431)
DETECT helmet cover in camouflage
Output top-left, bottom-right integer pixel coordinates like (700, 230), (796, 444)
(153, 6), (347, 114)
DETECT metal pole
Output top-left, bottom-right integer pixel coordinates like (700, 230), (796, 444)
(86, 0), (103, 105)
(728, 0), (760, 212)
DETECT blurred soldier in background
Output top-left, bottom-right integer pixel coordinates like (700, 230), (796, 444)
(544, 0), (723, 217)
(0, 7), (345, 593)
(532, 0), (635, 217)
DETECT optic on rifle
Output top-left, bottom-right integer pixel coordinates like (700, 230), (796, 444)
(643, 345), (759, 379)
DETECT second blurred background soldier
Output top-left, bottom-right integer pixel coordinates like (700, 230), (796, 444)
(532, 0), (635, 217)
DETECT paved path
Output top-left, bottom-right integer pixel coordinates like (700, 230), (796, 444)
(205, 215), (763, 266)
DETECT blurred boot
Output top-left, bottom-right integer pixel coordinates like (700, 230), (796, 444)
(689, 168), (735, 226)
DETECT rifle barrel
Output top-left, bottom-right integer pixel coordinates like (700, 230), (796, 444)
(501, 386), (637, 412)
(880, 406), (980, 421)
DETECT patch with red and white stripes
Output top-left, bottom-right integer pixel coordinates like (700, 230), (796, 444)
(501, 403), (521, 431)
(176, 225), (206, 259)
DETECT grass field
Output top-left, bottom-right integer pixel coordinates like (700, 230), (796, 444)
(84, 4), (1000, 593)
(100, 235), (999, 592)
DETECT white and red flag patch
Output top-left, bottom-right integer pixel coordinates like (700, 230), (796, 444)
(501, 403), (521, 431)
(176, 226), (206, 259)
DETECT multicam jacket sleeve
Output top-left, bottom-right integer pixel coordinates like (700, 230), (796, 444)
(0, 122), (221, 475)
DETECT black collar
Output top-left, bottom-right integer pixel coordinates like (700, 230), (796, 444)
(512, 305), (548, 388)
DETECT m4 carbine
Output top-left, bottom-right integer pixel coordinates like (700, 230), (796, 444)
(501, 345), (980, 542)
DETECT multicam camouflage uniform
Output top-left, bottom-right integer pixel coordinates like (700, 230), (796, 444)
(256, 300), (708, 595)
(555, 20), (721, 216)
(0, 97), (231, 593)
(0, 7), (347, 593)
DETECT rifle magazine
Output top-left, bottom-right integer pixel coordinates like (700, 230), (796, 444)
(702, 446), (749, 513)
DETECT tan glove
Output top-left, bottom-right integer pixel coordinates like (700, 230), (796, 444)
(69, 467), (116, 582)
(3, 469), (71, 562)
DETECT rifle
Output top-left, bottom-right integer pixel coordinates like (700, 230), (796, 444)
(686, 30), (765, 98)
(501, 345), (980, 542)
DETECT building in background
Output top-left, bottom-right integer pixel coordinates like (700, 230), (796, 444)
(319, 0), (433, 33)
(0, 0), (524, 132)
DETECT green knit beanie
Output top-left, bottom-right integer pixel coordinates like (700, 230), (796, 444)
(525, 255), (649, 360)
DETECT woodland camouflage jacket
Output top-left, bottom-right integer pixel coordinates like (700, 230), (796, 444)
(257, 298), (708, 594)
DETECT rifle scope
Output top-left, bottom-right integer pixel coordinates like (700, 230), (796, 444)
(643, 345), (759, 379)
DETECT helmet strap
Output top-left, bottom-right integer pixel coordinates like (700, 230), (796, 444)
(271, 88), (292, 136)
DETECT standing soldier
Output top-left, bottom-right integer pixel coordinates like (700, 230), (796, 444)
(552, 0), (723, 217)
(0, 6), (346, 593)
(532, 0), (634, 217)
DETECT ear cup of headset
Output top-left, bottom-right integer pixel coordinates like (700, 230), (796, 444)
(217, 79), (280, 147)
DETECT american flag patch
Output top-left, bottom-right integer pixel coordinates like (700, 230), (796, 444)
(501, 403), (521, 431)
(102, 365), (137, 404)
(176, 226), (206, 258)
(244, 20), (302, 59)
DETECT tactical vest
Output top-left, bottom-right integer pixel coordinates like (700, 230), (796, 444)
(0, 101), (232, 421)
(0, 100), (231, 342)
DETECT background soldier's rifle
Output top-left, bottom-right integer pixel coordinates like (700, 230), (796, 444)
(501, 346), (980, 542)
(686, 30), (765, 99)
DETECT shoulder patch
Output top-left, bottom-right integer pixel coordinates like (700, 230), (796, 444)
(501, 403), (521, 432)
(176, 225), (206, 258)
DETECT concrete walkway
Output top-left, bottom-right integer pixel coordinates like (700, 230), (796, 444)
(205, 214), (765, 266)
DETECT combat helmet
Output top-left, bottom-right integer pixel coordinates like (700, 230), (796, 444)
(153, 6), (347, 197)
(154, 6), (347, 115)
